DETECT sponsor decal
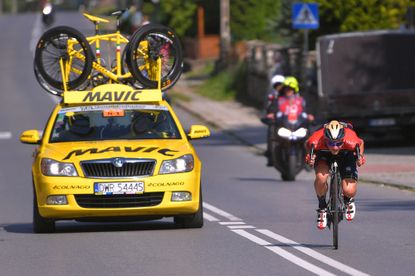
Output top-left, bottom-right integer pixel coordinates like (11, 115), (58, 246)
(147, 181), (185, 187)
(59, 104), (168, 114)
(82, 91), (142, 102)
(63, 146), (179, 160)
(52, 185), (91, 190)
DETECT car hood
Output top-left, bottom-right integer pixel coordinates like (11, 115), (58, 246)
(41, 140), (193, 162)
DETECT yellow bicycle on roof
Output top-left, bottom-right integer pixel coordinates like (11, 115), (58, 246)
(33, 10), (183, 95)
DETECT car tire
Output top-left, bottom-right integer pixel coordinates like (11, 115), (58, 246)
(33, 190), (55, 233)
(174, 189), (204, 229)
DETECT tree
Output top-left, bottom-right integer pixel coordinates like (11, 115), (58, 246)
(277, 0), (415, 50)
(158, 0), (197, 37)
(230, 0), (282, 42)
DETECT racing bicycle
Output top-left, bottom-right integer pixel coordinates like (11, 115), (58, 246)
(34, 10), (183, 95)
(310, 145), (361, 249)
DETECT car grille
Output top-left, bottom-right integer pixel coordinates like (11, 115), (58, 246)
(75, 192), (164, 208)
(81, 159), (156, 178)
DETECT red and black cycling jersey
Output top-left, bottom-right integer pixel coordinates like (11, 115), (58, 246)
(305, 126), (363, 152)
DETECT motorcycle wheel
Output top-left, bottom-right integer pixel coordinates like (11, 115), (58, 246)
(281, 154), (296, 181)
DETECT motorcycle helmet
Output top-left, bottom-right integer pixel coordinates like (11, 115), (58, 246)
(271, 75), (285, 88)
(324, 120), (345, 146)
(282, 76), (299, 93)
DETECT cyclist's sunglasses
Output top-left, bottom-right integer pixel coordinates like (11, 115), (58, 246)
(326, 140), (344, 147)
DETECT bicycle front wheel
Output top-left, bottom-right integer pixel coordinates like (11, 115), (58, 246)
(330, 173), (340, 249)
(34, 26), (93, 93)
(126, 24), (183, 91)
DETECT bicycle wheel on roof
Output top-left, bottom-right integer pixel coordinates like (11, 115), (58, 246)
(34, 26), (93, 94)
(126, 24), (183, 91)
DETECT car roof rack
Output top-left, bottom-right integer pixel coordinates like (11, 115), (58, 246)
(62, 59), (163, 105)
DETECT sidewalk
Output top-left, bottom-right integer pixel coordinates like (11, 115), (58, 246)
(172, 78), (415, 192)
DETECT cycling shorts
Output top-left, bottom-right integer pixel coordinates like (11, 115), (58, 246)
(315, 150), (358, 180)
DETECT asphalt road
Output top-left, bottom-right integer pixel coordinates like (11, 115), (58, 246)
(0, 11), (414, 276)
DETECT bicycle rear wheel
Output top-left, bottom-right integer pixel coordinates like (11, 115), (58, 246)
(126, 24), (183, 91)
(34, 26), (93, 94)
(330, 173), (340, 249)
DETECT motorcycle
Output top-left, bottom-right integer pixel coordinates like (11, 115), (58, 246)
(42, 3), (54, 27)
(269, 109), (310, 181)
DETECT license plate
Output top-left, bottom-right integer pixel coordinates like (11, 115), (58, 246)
(94, 182), (144, 195)
(369, 118), (396, 127)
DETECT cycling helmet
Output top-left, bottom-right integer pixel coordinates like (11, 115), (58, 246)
(324, 120), (345, 142)
(271, 75), (285, 88)
(282, 76), (299, 93)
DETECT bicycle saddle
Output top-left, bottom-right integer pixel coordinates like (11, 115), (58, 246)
(83, 13), (109, 24)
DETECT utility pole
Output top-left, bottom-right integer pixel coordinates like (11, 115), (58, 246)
(11, 0), (17, 13)
(220, 0), (231, 66)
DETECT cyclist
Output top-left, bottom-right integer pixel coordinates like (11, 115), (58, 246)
(305, 120), (365, 230)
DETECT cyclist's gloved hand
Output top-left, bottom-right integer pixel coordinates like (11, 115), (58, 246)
(357, 155), (366, 167)
(305, 154), (315, 167)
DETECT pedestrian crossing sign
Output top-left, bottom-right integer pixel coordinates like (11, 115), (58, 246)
(292, 3), (319, 29)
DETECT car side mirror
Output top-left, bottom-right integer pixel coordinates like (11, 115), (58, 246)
(20, 130), (41, 144)
(187, 125), (210, 140)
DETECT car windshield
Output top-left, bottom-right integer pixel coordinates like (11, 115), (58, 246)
(50, 104), (181, 142)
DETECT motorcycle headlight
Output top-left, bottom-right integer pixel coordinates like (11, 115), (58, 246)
(159, 154), (194, 174)
(292, 127), (308, 138)
(41, 158), (78, 176)
(277, 127), (292, 138)
(43, 5), (52, 15)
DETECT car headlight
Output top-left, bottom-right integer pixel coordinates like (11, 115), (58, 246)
(41, 158), (78, 176)
(159, 154), (194, 174)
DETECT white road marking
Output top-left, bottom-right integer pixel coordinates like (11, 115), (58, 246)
(257, 229), (370, 276)
(227, 225), (256, 229)
(30, 14), (42, 56)
(30, 14), (59, 104)
(232, 229), (336, 276)
(203, 202), (242, 221)
(203, 212), (219, 222)
(0, 132), (12, 139)
(219, 221), (246, 225)
(204, 202), (370, 275)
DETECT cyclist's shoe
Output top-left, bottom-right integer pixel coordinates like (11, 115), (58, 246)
(317, 208), (327, 230)
(345, 198), (356, 221)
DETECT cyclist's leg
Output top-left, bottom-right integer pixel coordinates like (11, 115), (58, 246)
(339, 150), (358, 199)
(314, 153), (330, 229)
(339, 151), (359, 220)
(314, 153), (330, 206)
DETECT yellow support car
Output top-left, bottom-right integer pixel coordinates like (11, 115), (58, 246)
(20, 84), (210, 233)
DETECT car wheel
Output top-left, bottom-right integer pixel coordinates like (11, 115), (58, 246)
(33, 192), (55, 233)
(174, 189), (203, 228)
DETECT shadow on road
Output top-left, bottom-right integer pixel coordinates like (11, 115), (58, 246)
(2, 219), (201, 234)
(359, 199), (415, 212)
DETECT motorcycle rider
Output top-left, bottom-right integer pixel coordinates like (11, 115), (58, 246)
(265, 76), (314, 166)
(305, 120), (365, 230)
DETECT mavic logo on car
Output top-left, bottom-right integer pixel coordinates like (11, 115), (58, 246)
(63, 84), (162, 104)
(63, 146), (179, 160)
(82, 90), (142, 102)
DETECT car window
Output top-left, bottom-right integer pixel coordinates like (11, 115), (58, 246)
(50, 104), (181, 142)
